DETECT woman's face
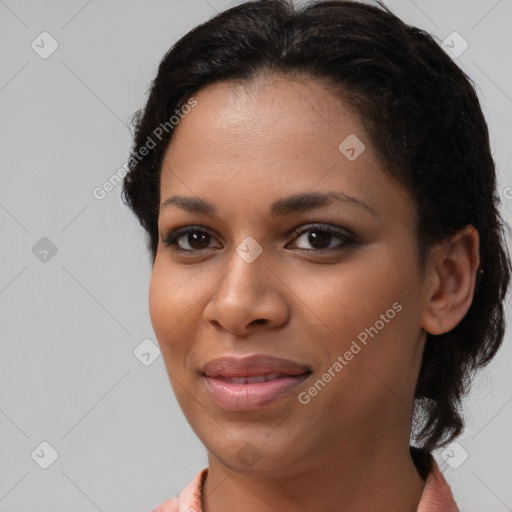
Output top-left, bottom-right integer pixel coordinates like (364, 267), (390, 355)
(150, 75), (432, 476)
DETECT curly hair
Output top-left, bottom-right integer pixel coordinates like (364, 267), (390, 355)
(121, 0), (511, 454)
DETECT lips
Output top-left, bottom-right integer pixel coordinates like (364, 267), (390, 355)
(201, 354), (312, 379)
(218, 372), (291, 384)
(201, 354), (312, 411)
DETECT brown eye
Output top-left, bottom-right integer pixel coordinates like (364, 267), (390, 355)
(289, 224), (354, 251)
(162, 226), (218, 252)
(162, 223), (354, 254)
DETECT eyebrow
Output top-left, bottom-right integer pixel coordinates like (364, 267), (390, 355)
(159, 191), (377, 218)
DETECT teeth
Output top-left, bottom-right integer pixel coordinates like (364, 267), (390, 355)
(221, 372), (286, 383)
(262, 372), (284, 381)
(244, 375), (267, 383)
(230, 377), (249, 383)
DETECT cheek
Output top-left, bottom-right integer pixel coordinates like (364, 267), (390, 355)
(303, 246), (421, 383)
(148, 261), (190, 361)
(299, 255), (407, 343)
(148, 265), (168, 339)
(148, 266), (193, 407)
(148, 265), (209, 422)
(148, 258), (210, 371)
(148, 258), (194, 334)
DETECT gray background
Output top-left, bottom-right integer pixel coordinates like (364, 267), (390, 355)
(0, 0), (511, 510)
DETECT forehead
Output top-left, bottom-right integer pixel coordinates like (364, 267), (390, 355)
(158, 75), (414, 223)
(164, 75), (367, 165)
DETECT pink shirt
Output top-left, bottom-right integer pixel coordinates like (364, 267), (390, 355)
(151, 458), (459, 512)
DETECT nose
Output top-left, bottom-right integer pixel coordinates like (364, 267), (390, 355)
(203, 241), (289, 337)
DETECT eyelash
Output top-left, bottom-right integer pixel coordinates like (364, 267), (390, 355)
(161, 223), (355, 254)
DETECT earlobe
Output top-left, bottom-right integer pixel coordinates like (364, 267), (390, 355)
(421, 225), (480, 336)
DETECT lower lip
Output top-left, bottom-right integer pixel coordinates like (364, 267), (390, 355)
(204, 373), (311, 411)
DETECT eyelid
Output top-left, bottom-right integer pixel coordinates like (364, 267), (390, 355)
(161, 224), (221, 250)
(287, 223), (356, 251)
(289, 223), (354, 242)
(161, 222), (356, 253)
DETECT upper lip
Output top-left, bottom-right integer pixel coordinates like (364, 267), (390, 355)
(201, 354), (312, 378)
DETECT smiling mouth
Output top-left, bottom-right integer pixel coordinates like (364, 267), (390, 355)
(203, 370), (312, 411)
(215, 372), (303, 383)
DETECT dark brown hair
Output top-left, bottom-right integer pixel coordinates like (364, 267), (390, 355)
(122, 0), (511, 454)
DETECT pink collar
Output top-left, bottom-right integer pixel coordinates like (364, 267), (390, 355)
(417, 458), (459, 511)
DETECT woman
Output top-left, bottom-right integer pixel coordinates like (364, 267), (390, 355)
(122, 1), (511, 510)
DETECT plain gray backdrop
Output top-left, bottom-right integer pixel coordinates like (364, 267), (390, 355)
(1, 0), (511, 511)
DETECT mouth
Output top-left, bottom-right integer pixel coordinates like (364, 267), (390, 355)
(202, 353), (312, 378)
(213, 372), (305, 384)
(201, 354), (313, 411)
(203, 372), (312, 411)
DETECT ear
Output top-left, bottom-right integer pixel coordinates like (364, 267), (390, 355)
(421, 225), (480, 335)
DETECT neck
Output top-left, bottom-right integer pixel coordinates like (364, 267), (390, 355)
(201, 440), (427, 512)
